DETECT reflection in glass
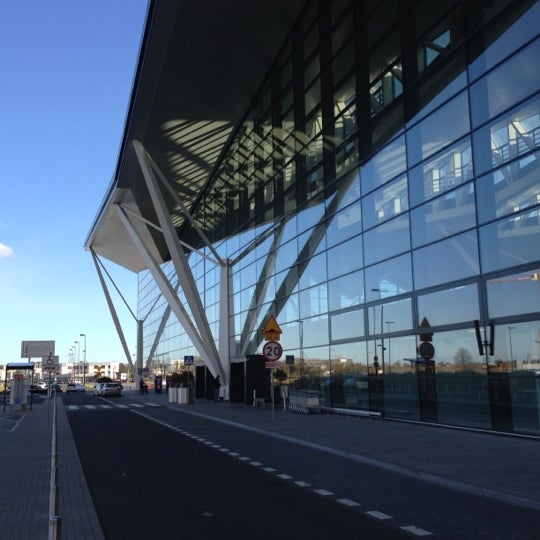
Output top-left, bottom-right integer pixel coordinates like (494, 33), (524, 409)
(473, 93), (540, 175)
(409, 136), (473, 206)
(360, 134), (407, 194)
(328, 270), (364, 312)
(365, 253), (412, 301)
(486, 269), (540, 318)
(470, 37), (540, 127)
(476, 152), (540, 224)
(364, 213), (410, 266)
(327, 234), (363, 280)
(406, 91), (470, 167)
(413, 231), (479, 290)
(326, 201), (361, 248)
(479, 208), (540, 273)
(418, 284), (479, 327)
(330, 309), (364, 342)
(411, 182), (476, 248)
(362, 175), (408, 230)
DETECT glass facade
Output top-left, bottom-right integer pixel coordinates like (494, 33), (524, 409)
(139, 0), (540, 436)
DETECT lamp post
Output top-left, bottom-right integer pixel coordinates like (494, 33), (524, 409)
(74, 341), (80, 382)
(70, 346), (76, 380)
(371, 289), (387, 373)
(386, 321), (395, 373)
(507, 326), (515, 371)
(80, 333), (87, 386)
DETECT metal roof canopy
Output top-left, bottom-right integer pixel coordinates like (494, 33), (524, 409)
(86, 0), (305, 273)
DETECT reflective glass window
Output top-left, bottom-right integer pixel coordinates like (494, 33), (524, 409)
(473, 93), (540, 176)
(305, 78), (321, 116)
(369, 297), (412, 335)
(335, 138), (359, 177)
(409, 136), (473, 206)
(406, 91), (470, 167)
(406, 53), (467, 128)
(365, 253), (412, 302)
(332, 38), (355, 86)
(362, 175), (408, 229)
(299, 252), (327, 290)
(274, 238), (299, 274)
(411, 182), (476, 248)
(468, 2), (540, 81)
(479, 208), (540, 273)
(470, 38), (540, 127)
(326, 201), (362, 248)
(327, 234), (363, 280)
(487, 269), (540, 317)
(360, 134), (407, 194)
(330, 308), (364, 341)
(418, 284), (479, 327)
(476, 152), (540, 224)
(364, 213), (410, 266)
(299, 285), (329, 318)
(413, 231), (479, 289)
(328, 270), (364, 311)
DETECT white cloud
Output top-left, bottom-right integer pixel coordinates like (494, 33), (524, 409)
(0, 243), (15, 258)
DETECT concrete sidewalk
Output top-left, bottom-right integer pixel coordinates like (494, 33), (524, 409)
(1, 388), (539, 540)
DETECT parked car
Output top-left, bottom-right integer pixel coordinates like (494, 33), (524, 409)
(100, 382), (122, 397)
(50, 383), (63, 393)
(30, 384), (48, 394)
(93, 383), (104, 396)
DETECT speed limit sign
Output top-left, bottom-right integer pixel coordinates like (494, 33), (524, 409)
(263, 341), (283, 361)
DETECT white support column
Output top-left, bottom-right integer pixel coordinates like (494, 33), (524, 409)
(132, 139), (227, 383)
(115, 203), (222, 378)
(90, 248), (135, 371)
(219, 259), (232, 394)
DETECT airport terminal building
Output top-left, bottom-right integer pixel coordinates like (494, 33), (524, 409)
(87, 0), (540, 435)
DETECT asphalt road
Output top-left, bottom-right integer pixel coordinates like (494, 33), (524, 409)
(63, 393), (540, 539)
(64, 394), (411, 539)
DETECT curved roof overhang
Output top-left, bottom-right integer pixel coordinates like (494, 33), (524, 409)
(86, 0), (305, 272)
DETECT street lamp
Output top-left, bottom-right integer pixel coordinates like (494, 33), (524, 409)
(74, 341), (80, 382)
(386, 321), (395, 373)
(371, 289), (387, 373)
(507, 326), (516, 371)
(80, 333), (87, 386)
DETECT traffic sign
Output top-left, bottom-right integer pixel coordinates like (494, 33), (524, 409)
(265, 361), (281, 369)
(418, 341), (435, 360)
(184, 355), (194, 365)
(262, 340), (283, 361)
(263, 316), (282, 341)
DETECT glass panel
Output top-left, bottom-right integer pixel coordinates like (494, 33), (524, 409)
(362, 175), (408, 229)
(470, 38), (540, 127)
(327, 234), (363, 279)
(300, 316), (329, 348)
(418, 284), (480, 326)
(479, 208), (540, 273)
(411, 182), (476, 248)
(369, 297), (412, 334)
(299, 284), (328, 318)
(473, 93), (540, 176)
(330, 309), (364, 341)
(328, 270), (364, 311)
(468, 1), (540, 81)
(365, 253), (413, 301)
(332, 38), (354, 85)
(299, 252), (327, 290)
(361, 134), (407, 193)
(330, 341), (369, 379)
(487, 269), (540, 317)
(326, 201), (362, 248)
(409, 136), (473, 206)
(363, 213), (410, 265)
(476, 152), (540, 224)
(274, 238), (299, 274)
(406, 91), (470, 167)
(413, 231), (479, 289)
(406, 53), (467, 128)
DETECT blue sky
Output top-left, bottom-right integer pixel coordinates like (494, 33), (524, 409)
(0, 1), (148, 366)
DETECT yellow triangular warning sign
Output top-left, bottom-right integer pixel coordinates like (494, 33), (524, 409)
(263, 315), (282, 340)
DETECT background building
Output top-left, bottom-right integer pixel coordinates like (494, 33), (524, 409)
(87, 0), (540, 435)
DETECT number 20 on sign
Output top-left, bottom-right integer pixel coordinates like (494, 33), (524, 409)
(263, 341), (283, 361)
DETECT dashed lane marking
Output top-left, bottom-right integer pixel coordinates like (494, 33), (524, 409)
(132, 409), (435, 537)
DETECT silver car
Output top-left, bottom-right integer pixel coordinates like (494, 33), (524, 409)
(100, 382), (122, 397)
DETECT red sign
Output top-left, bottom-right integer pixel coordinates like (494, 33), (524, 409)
(263, 341), (283, 361)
